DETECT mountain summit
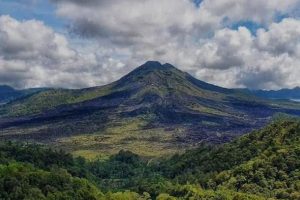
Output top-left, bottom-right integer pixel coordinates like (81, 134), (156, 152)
(0, 61), (300, 157)
(119, 61), (231, 94)
(117, 61), (187, 88)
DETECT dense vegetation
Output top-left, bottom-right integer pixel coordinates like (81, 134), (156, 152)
(0, 119), (299, 199)
(160, 120), (300, 199)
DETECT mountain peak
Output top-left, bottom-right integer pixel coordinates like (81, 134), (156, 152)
(137, 61), (176, 71)
(118, 61), (181, 83)
(140, 61), (181, 70)
(116, 61), (186, 88)
(117, 61), (233, 95)
(143, 60), (162, 67)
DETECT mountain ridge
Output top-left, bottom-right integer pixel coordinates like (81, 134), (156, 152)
(248, 87), (300, 100)
(0, 61), (241, 117)
(0, 85), (48, 104)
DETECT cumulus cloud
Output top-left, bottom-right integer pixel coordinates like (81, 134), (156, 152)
(53, 0), (217, 43)
(53, 0), (298, 42)
(1, 0), (300, 89)
(195, 27), (253, 69)
(195, 18), (300, 89)
(0, 15), (75, 62)
(256, 18), (300, 56)
(48, 0), (300, 89)
(0, 15), (127, 89)
(200, 0), (298, 25)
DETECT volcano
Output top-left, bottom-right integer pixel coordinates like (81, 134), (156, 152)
(0, 61), (299, 157)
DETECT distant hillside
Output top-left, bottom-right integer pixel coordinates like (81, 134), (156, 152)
(160, 119), (300, 199)
(0, 85), (22, 104)
(244, 87), (300, 101)
(0, 85), (47, 104)
(0, 61), (300, 158)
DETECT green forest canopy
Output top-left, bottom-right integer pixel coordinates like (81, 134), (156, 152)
(0, 119), (299, 199)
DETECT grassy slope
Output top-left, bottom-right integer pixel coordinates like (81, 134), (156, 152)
(54, 116), (189, 160)
(0, 84), (114, 117)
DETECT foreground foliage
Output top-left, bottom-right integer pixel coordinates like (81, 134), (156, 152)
(161, 120), (300, 199)
(0, 119), (299, 199)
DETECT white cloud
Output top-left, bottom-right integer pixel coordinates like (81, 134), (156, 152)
(49, 0), (300, 89)
(0, 15), (126, 89)
(0, 16), (69, 60)
(1, 0), (300, 90)
(200, 0), (298, 25)
(54, 0), (217, 42)
(195, 19), (300, 89)
(195, 27), (253, 69)
(256, 18), (300, 56)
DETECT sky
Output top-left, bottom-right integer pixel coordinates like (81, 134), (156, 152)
(0, 0), (300, 90)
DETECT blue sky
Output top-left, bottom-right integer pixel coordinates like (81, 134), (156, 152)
(0, 0), (264, 33)
(0, 0), (64, 30)
(0, 0), (208, 31)
(0, 0), (300, 90)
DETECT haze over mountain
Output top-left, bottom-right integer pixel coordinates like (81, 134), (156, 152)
(0, 61), (300, 158)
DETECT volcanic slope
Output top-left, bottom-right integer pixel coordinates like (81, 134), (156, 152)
(0, 61), (299, 158)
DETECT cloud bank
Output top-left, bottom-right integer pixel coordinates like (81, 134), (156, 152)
(1, 0), (300, 89)
(0, 15), (126, 88)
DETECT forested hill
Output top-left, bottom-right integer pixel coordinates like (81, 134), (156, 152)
(161, 119), (300, 199)
(0, 119), (299, 199)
